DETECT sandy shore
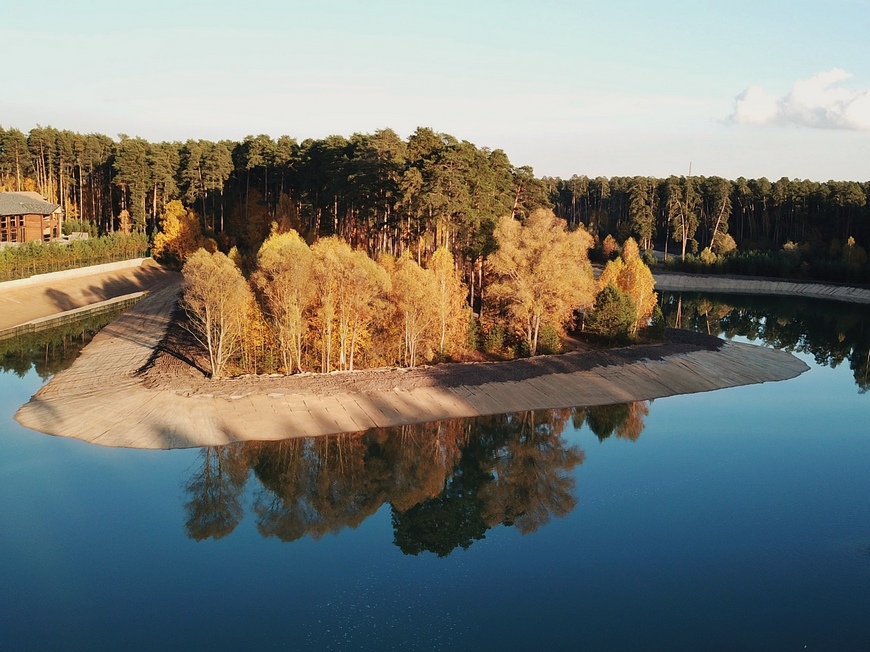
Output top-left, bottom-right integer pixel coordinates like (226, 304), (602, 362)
(15, 279), (809, 450)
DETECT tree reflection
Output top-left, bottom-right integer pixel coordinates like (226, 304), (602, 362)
(660, 292), (870, 391)
(391, 444), (489, 557)
(0, 306), (129, 380)
(249, 423), (466, 544)
(576, 402), (650, 442)
(183, 444), (249, 540)
(181, 402), (651, 553)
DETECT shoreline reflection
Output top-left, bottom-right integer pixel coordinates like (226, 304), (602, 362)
(0, 307), (129, 380)
(661, 291), (870, 392)
(183, 402), (651, 554)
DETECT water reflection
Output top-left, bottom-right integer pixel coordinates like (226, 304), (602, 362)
(575, 402), (649, 442)
(661, 292), (870, 392)
(0, 307), (129, 380)
(182, 403), (650, 554)
(183, 446), (248, 540)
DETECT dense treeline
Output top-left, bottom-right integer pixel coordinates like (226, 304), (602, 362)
(548, 174), (869, 254)
(0, 125), (546, 272)
(548, 174), (870, 282)
(0, 127), (870, 290)
(3, 123), (867, 282)
(3, 126), (867, 254)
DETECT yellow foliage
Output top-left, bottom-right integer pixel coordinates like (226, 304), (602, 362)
(392, 253), (438, 367)
(427, 247), (468, 358)
(602, 234), (619, 259)
(153, 200), (216, 264)
(118, 209), (132, 235)
(253, 229), (315, 373)
(311, 237), (390, 372)
(487, 209), (595, 355)
(621, 237), (640, 262)
(236, 299), (275, 375)
(597, 253), (657, 335)
(597, 257), (625, 293)
(843, 236), (868, 268)
(181, 249), (256, 379)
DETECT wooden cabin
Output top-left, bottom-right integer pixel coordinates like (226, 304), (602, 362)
(0, 192), (62, 244)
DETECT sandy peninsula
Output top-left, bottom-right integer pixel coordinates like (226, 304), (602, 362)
(15, 279), (809, 450)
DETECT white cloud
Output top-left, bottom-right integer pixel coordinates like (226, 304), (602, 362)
(729, 69), (870, 130)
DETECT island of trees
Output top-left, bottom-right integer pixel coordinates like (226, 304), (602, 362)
(176, 210), (656, 378)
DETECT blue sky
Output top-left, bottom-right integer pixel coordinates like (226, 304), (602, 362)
(3, 0), (869, 181)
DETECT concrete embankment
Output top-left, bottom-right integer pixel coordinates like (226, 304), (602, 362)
(16, 281), (809, 450)
(0, 258), (179, 337)
(654, 272), (870, 304)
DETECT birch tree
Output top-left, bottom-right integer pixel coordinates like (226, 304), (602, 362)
(391, 253), (437, 367)
(253, 229), (315, 373)
(427, 246), (467, 357)
(182, 249), (254, 379)
(597, 237), (657, 335)
(311, 237), (389, 372)
(486, 209), (595, 356)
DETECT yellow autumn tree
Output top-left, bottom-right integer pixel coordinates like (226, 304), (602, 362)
(486, 209), (595, 356)
(237, 298), (274, 375)
(311, 237), (389, 372)
(597, 237), (657, 335)
(253, 229), (315, 373)
(181, 249), (255, 379)
(311, 237), (343, 373)
(621, 237), (640, 262)
(340, 248), (390, 371)
(597, 256), (624, 291)
(427, 246), (468, 358)
(601, 234), (619, 259)
(153, 200), (215, 264)
(843, 236), (868, 269)
(391, 253), (437, 367)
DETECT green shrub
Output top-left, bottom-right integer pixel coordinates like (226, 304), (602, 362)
(586, 284), (636, 341)
(484, 323), (507, 353)
(646, 304), (666, 339)
(0, 233), (149, 281)
(62, 219), (99, 237)
(537, 324), (562, 354)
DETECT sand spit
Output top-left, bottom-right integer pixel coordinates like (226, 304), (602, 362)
(15, 281), (809, 450)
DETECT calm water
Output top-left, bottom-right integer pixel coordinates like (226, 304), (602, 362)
(1, 294), (869, 651)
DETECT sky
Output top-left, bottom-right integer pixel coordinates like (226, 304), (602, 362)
(2, 0), (869, 181)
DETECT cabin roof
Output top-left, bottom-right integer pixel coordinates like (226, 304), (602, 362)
(0, 192), (61, 217)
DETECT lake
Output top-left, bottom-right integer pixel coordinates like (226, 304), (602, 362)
(1, 292), (868, 651)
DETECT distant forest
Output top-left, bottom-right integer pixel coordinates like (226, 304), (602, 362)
(1, 124), (867, 272)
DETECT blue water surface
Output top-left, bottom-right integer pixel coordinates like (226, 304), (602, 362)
(0, 298), (868, 651)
